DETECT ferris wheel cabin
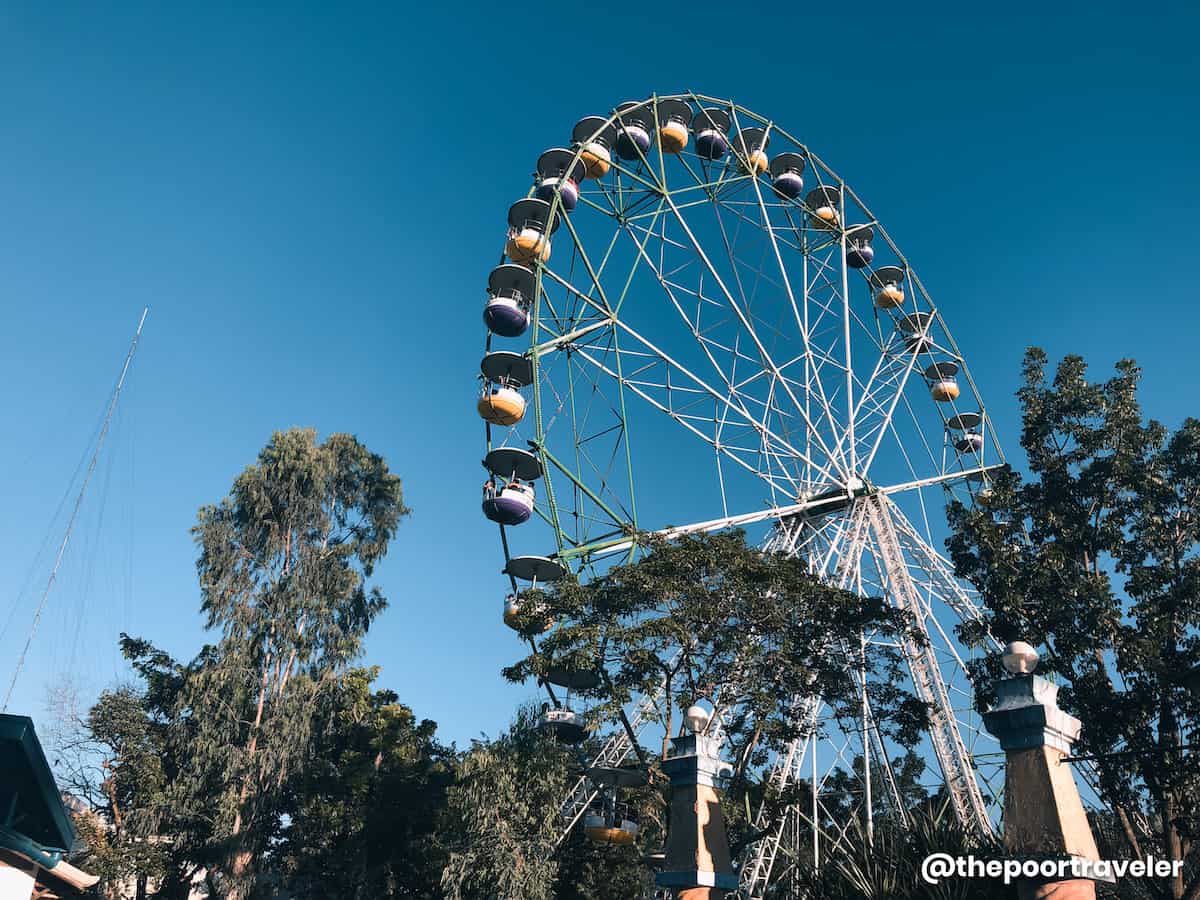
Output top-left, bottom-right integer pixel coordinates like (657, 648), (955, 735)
(735, 126), (770, 174)
(582, 766), (648, 844)
(484, 263), (536, 338)
(948, 412), (984, 454)
(967, 468), (996, 500)
(503, 592), (553, 633)
(477, 351), (533, 426)
(614, 101), (655, 161)
(655, 98), (693, 154)
(539, 707), (587, 744)
(869, 265), (906, 309)
(898, 312), (934, 354)
(481, 446), (542, 526)
(805, 185), (841, 229)
(537, 666), (600, 745)
(505, 198), (560, 265)
(583, 813), (639, 845)
(769, 151), (806, 199)
(572, 116), (617, 179)
(693, 107), (731, 159)
(845, 224), (875, 269)
(926, 360), (961, 402)
(534, 148), (586, 214)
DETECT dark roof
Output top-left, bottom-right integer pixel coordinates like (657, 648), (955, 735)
(0, 714), (78, 852)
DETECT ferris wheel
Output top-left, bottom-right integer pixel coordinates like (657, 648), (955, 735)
(476, 92), (1005, 894)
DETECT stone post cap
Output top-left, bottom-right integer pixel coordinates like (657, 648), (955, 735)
(983, 674), (1082, 754)
(662, 733), (733, 788)
(1003, 641), (1039, 675)
(666, 732), (722, 760)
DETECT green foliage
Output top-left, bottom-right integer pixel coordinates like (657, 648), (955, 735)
(552, 829), (655, 900)
(274, 667), (453, 898)
(505, 530), (925, 792)
(788, 802), (1013, 899)
(177, 429), (408, 897)
(49, 683), (173, 899)
(79, 429), (410, 900)
(441, 706), (573, 900)
(50, 429), (993, 899)
(947, 349), (1200, 899)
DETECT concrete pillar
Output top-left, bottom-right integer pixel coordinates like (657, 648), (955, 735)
(656, 721), (737, 899)
(0, 850), (36, 900)
(982, 642), (1102, 900)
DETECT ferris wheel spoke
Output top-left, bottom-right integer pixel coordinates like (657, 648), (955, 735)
(550, 201), (636, 321)
(860, 496), (992, 832)
(563, 344), (803, 509)
(554, 357), (635, 532)
(854, 343), (927, 478)
(597, 217), (841, 493)
(838, 341), (928, 478)
(887, 507), (996, 643)
(658, 186), (849, 486)
(742, 152), (860, 492)
(664, 134), (852, 488)
(795, 248), (857, 456)
(743, 510), (883, 892)
(530, 323), (647, 553)
(606, 320), (839, 489)
(872, 386), (947, 497)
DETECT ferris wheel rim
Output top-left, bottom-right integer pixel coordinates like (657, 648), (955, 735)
(492, 92), (1002, 574)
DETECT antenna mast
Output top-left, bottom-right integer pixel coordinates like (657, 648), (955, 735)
(3, 306), (149, 711)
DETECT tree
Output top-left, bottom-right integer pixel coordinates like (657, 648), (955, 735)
(159, 428), (409, 899)
(947, 349), (1200, 899)
(501, 530), (926, 891)
(275, 667), (453, 899)
(46, 682), (171, 899)
(440, 706), (573, 900)
(552, 829), (656, 900)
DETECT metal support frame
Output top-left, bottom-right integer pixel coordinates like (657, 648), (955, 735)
(487, 95), (1010, 889)
(863, 494), (991, 831)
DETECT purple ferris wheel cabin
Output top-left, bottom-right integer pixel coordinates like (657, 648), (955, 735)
(534, 147), (586, 213)
(484, 263), (536, 338)
(693, 107), (731, 159)
(481, 446), (542, 526)
(614, 101), (654, 161)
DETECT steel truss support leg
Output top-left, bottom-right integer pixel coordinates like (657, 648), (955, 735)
(863, 494), (991, 833)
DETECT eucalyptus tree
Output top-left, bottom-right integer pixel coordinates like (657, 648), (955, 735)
(168, 428), (409, 899)
(46, 682), (171, 900)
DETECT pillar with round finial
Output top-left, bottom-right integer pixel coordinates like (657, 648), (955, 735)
(656, 703), (736, 899)
(982, 642), (1104, 900)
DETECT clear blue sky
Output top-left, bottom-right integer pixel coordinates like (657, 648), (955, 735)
(0, 3), (1196, 747)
